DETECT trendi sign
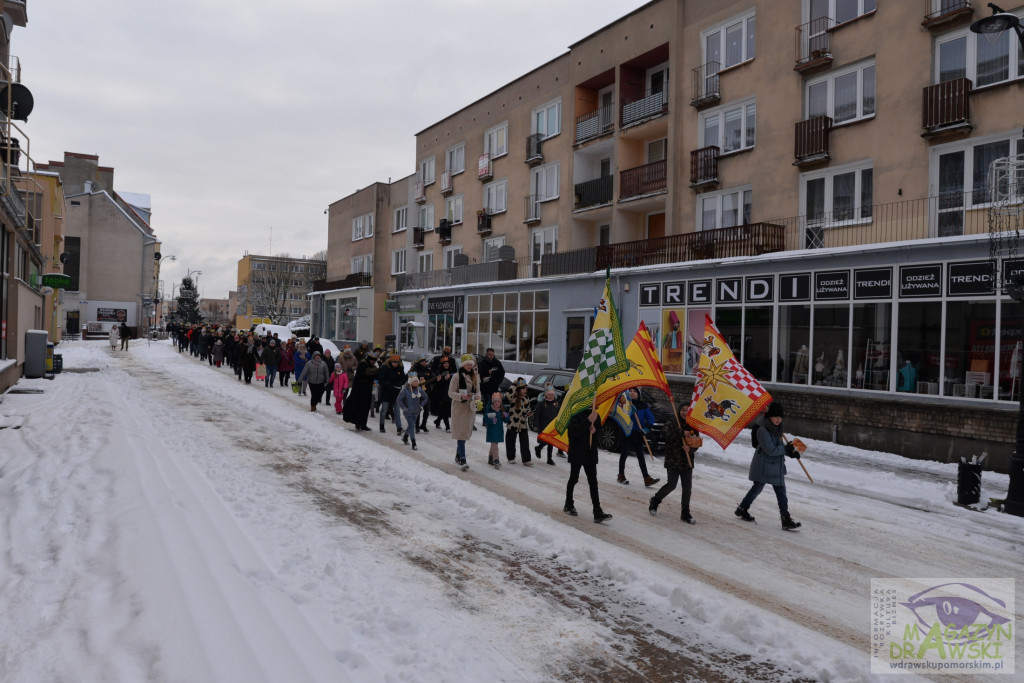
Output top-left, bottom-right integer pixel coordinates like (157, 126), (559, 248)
(41, 273), (72, 288)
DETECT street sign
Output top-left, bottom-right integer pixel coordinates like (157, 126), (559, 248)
(41, 273), (72, 288)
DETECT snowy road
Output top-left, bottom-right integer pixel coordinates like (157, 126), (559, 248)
(0, 340), (1020, 682)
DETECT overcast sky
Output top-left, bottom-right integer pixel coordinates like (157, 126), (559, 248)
(17, 0), (650, 301)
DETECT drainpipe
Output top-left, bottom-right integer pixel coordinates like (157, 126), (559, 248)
(832, 423), (839, 443)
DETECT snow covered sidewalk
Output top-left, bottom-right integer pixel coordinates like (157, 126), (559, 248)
(0, 340), (1019, 682)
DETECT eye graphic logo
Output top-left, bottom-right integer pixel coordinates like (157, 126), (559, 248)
(901, 582), (1010, 645)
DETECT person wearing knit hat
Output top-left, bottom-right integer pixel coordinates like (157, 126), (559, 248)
(448, 353), (481, 470)
(430, 355), (454, 432)
(735, 402), (802, 530)
(410, 357), (434, 433)
(378, 353), (408, 434)
(397, 372), (428, 449)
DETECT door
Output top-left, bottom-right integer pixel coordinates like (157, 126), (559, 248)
(66, 311), (80, 337)
(647, 212), (666, 240)
(566, 316), (586, 369)
(453, 324), (464, 356)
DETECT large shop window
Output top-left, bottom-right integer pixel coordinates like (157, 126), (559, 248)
(744, 306), (774, 381)
(896, 302), (942, 394)
(812, 305), (850, 387)
(778, 305), (811, 384)
(337, 297), (357, 342)
(999, 301), (1024, 401)
(466, 290), (549, 363)
(325, 300), (337, 339)
(944, 301), (997, 398)
(852, 303), (892, 391)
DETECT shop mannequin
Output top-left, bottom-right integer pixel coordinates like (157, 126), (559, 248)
(897, 361), (917, 392)
(793, 345), (809, 382)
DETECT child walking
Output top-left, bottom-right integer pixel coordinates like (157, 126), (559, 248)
(483, 392), (508, 469)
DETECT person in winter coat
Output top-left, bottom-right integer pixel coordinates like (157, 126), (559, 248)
(735, 402), (802, 530)
(448, 354), (481, 469)
(108, 325), (119, 351)
(298, 351), (330, 411)
(649, 402), (699, 524)
(261, 339), (282, 388)
(483, 392), (508, 469)
(612, 391), (660, 487)
(397, 373), (430, 450)
(504, 380), (533, 465)
(330, 364), (350, 415)
(212, 337), (226, 367)
(339, 346), (358, 382)
(343, 352), (379, 431)
(278, 341), (295, 387)
(533, 388), (565, 464)
(477, 348), (505, 403)
(377, 354), (408, 434)
(321, 349), (337, 405)
(410, 358), (433, 432)
(564, 409), (612, 523)
(293, 344), (311, 395)
(240, 337), (258, 384)
(118, 321), (130, 350)
(430, 355), (454, 432)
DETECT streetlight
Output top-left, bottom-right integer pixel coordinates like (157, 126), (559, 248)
(971, 4), (1024, 51)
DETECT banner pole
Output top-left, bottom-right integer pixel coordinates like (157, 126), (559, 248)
(783, 434), (813, 483)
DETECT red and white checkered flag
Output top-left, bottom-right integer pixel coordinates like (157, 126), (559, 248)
(724, 357), (767, 399)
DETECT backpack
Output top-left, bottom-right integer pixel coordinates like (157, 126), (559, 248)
(750, 421), (760, 449)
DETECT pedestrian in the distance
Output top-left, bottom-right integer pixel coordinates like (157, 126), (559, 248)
(322, 349), (336, 406)
(343, 352), (378, 431)
(330, 363), (349, 415)
(299, 351), (330, 412)
(278, 340), (295, 387)
(108, 325), (119, 351)
(448, 354), (481, 470)
(532, 387), (564, 464)
(378, 354), (408, 434)
(261, 339), (281, 388)
(118, 321), (130, 350)
(612, 391), (660, 487)
(397, 372), (429, 450)
(293, 343), (310, 395)
(430, 355), (454, 432)
(649, 402), (699, 524)
(735, 402), (803, 530)
(483, 392), (508, 469)
(504, 380), (533, 465)
(564, 409), (612, 523)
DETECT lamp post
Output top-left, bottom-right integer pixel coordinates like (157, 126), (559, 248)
(970, 3), (1024, 51)
(154, 254), (176, 332)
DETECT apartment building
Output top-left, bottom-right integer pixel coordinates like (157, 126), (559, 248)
(235, 252), (324, 329)
(320, 0), (1024, 469)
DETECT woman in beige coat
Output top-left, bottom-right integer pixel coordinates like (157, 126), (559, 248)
(448, 353), (481, 470)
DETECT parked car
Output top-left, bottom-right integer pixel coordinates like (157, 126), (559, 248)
(525, 367), (673, 455)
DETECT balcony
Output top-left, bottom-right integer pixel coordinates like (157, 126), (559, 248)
(438, 218), (452, 243)
(922, 0), (973, 29)
(794, 115), (832, 166)
(794, 17), (834, 73)
(621, 88), (668, 128)
(620, 159), (667, 201)
(575, 105), (614, 144)
(477, 153), (493, 181)
(414, 181), (426, 204)
(312, 272), (372, 292)
(440, 171), (453, 195)
(689, 146), (720, 189)
(922, 77), (972, 138)
(574, 176), (613, 210)
(477, 210), (492, 234)
(396, 256), (530, 292)
(597, 223), (786, 269)
(690, 61), (721, 109)
(413, 227), (425, 250)
(525, 134), (543, 166)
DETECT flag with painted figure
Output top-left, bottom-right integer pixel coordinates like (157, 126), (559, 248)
(685, 313), (772, 449)
(539, 320), (671, 452)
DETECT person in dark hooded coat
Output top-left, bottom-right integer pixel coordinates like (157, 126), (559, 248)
(734, 402), (803, 530)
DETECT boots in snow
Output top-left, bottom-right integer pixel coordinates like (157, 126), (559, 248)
(648, 497), (658, 516)
(643, 475), (661, 487)
(617, 473), (629, 485)
(734, 506), (756, 522)
(781, 513), (802, 531)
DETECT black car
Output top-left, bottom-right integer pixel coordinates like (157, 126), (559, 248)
(525, 367), (574, 402)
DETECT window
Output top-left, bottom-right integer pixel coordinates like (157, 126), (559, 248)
(802, 161), (874, 234)
(483, 236), (506, 262)
(446, 143), (465, 175)
(443, 245), (463, 269)
(466, 290), (549, 362)
(647, 139), (668, 163)
(420, 156), (436, 185)
(599, 224), (610, 246)
(932, 134), (1024, 236)
(700, 99), (756, 153)
(351, 256), (363, 273)
(699, 186), (753, 230)
(392, 249), (406, 275)
(394, 206), (408, 233)
(703, 10), (756, 70)
(484, 122), (508, 158)
(532, 99), (561, 139)
(483, 179), (507, 214)
(806, 60), (875, 124)
(810, 0), (876, 26)
(417, 252), (433, 273)
(936, 17), (1024, 87)
(530, 226), (557, 271)
(532, 162), (560, 201)
(352, 213), (373, 240)
(445, 194), (464, 224)
(419, 203), (434, 231)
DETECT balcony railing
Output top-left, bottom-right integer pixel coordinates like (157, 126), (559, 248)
(690, 61), (721, 108)
(396, 256), (531, 292)
(596, 223), (786, 269)
(690, 146), (720, 187)
(620, 159), (667, 200)
(795, 17), (834, 70)
(574, 176), (613, 210)
(414, 181), (426, 203)
(922, 0), (973, 28)
(922, 77), (971, 132)
(575, 105), (614, 143)
(312, 272), (372, 292)
(621, 88), (668, 127)
(440, 171), (453, 195)
(526, 134), (543, 165)
(794, 115), (832, 164)
(477, 210), (492, 234)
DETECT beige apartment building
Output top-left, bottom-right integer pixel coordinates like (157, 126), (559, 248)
(319, 0), (1024, 469)
(235, 252), (324, 329)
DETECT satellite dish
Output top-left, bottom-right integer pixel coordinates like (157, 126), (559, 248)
(0, 83), (34, 121)
(59, 252), (70, 264)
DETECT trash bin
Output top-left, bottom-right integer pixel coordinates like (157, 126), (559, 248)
(957, 461), (982, 505)
(53, 353), (63, 373)
(45, 341), (54, 372)
(24, 329), (48, 378)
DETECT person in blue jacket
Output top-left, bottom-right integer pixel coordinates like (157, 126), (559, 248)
(483, 392), (508, 469)
(734, 401), (803, 530)
(614, 389), (660, 487)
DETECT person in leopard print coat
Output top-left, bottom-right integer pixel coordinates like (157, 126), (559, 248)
(504, 380), (533, 465)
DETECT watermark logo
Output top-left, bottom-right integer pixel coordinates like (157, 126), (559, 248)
(871, 578), (1015, 674)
